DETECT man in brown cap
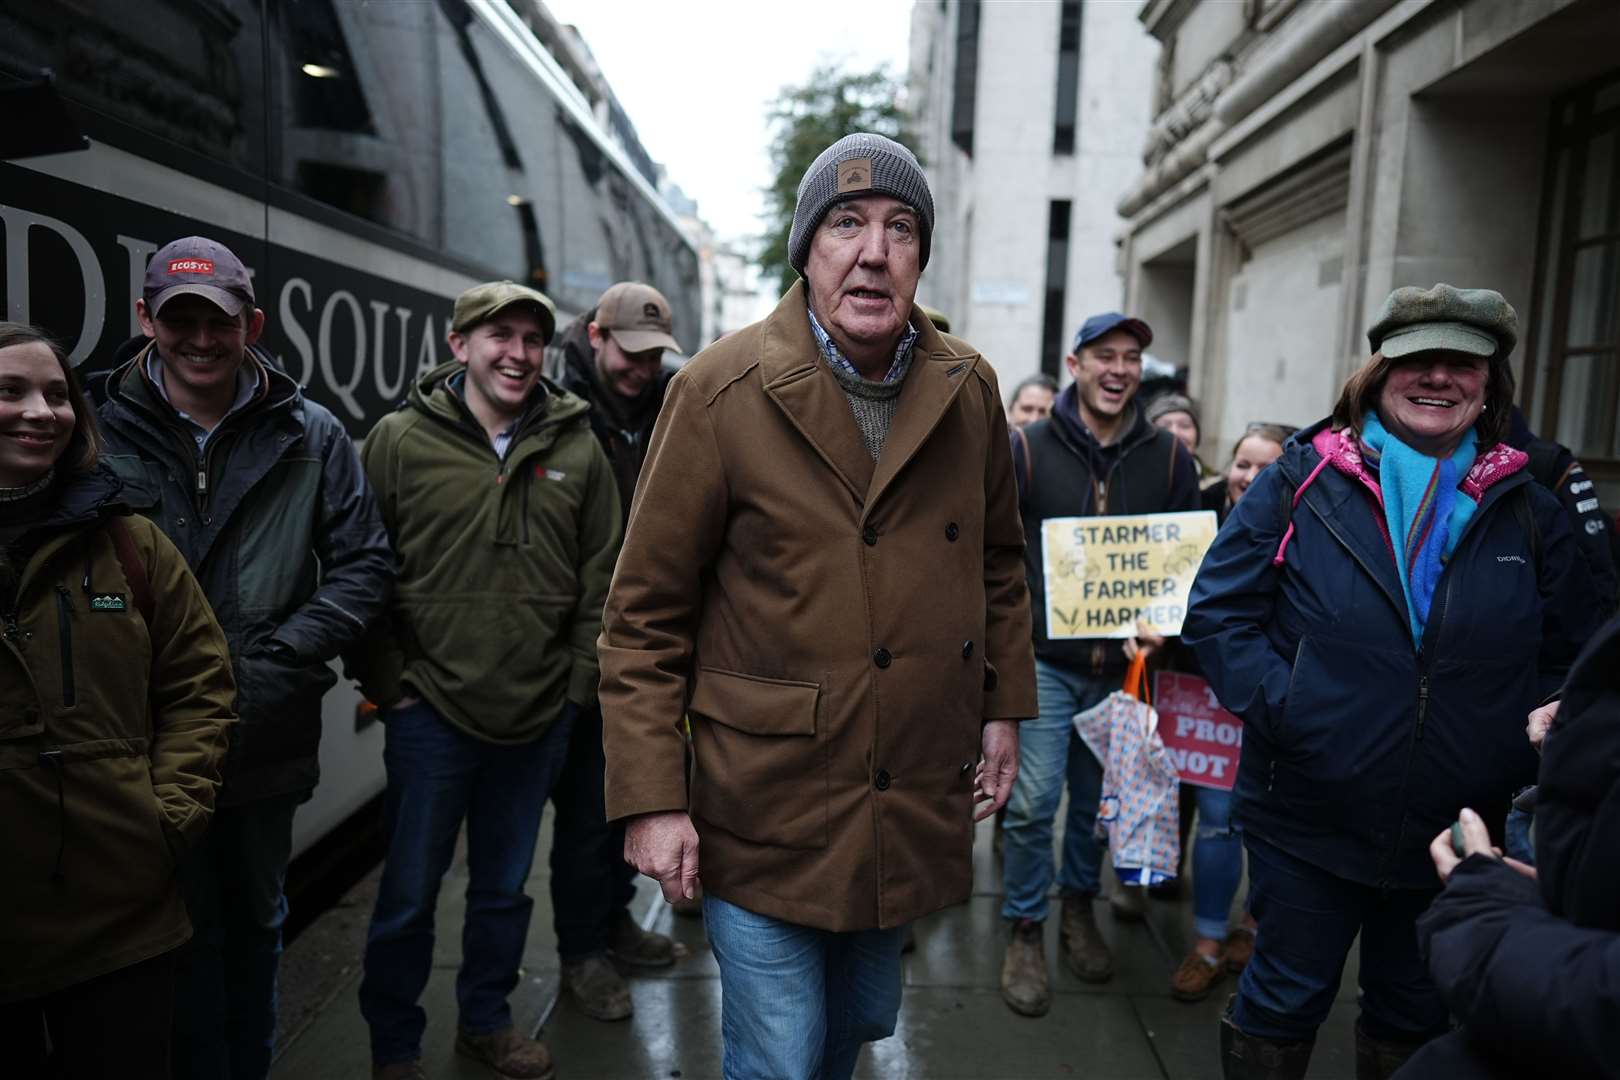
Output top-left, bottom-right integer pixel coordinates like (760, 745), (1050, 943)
(353, 280), (621, 1080)
(543, 281), (684, 1021)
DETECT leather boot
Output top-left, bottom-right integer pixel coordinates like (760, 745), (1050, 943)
(1354, 1021), (1429, 1080)
(1059, 894), (1114, 982)
(1220, 1012), (1314, 1080)
(999, 919), (1051, 1016)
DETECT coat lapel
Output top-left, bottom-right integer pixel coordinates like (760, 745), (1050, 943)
(864, 315), (977, 514)
(760, 282), (875, 503)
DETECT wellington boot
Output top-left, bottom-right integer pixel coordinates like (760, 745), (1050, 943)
(1059, 894), (1114, 983)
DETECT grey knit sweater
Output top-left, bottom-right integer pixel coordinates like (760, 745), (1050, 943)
(826, 363), (903, 461)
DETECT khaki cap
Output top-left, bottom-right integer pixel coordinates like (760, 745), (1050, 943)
(452, 280), (557, 342)
(594, 282), (682, 354)
(1368, 283), (1518, 361)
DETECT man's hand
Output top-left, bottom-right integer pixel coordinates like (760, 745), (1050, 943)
(1429, 807), (1536, 885)
(624, 810), (701, 903)
(1122, 619), (1166, 662)
(974, 719), (1019, 822)
(1527, 699), (1560, 753)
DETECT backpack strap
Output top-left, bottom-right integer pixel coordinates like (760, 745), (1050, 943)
(1011, 425), (1034, 504)
(106, 517), (154, 627)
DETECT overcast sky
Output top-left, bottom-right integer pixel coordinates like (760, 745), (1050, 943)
(544, 0), (917, 244)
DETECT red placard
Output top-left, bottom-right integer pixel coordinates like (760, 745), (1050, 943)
(1154, 671), (1243, 791)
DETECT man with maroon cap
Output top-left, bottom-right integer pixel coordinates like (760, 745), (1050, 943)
(544, 281), (684, 1021)
(98, 236), (394, 1080)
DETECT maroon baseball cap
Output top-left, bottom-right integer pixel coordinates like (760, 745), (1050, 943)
(144, 236), (256, 317)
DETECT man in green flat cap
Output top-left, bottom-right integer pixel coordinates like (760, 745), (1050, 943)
(353, 281), (622, 1080)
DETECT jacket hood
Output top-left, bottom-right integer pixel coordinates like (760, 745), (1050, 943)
(1536, 615), (1620, 931)
(105, 337), (300, 421)
(1048, 382), (1155, 455)
(28, 463), (130, 533)
(408, 359), (588, 436)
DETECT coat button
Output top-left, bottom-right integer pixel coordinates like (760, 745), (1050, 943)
(962, 640), (974, 659)
(874, 768), (892, 791)
(873, 647), (892, 669)
(945, 522), (959, 542)
(863, 525), (878, 546)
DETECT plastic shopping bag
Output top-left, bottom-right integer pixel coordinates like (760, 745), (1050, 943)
(1073, 653), (1181, 887)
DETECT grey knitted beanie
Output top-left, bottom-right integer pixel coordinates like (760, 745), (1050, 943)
(788, 133), (935, 274)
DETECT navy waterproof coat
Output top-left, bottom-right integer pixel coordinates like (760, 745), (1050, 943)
(1184, 419), (1602, 888)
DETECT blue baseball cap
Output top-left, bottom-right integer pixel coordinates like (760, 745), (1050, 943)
(1072, 312), (1153, 353)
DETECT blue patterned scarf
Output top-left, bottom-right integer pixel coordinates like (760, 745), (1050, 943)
(1361, 413), (1479, 645)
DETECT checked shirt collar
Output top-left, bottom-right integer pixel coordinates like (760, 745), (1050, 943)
(806, 304), (917, 384)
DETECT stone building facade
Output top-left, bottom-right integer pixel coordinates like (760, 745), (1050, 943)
(1117, 0), (1620, 499)
(908, 0), (1158, 389)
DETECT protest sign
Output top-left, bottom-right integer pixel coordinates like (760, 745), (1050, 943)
(1041, 511), (1218, 639)
(1154, 671), (1242, 791)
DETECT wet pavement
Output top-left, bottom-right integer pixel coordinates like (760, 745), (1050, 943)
(272, 805), (1362, 1079)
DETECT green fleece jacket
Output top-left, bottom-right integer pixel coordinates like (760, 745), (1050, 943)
(354, 362), (621, 743)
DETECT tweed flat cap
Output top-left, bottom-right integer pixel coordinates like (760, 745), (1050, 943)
(1368, 284), (1518, 360)
(788, 133), (934, 274)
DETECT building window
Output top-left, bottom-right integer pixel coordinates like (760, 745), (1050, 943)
(951, 0), (980, 156)
(1526, 69), (1620, 466)
(1053, 0), (1081, 155)
(1040, 199), (1073, 377)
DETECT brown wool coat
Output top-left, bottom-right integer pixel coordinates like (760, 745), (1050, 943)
(600, 282), (1038, 932)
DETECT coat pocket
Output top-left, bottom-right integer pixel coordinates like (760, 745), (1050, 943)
(688, 666), (827, 850)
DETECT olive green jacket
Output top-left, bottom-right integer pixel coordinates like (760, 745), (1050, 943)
(353, 362), (621, 742)
(1, 467), (235, 1002)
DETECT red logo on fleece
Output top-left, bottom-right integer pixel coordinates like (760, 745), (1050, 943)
(167, 258), (215, 275)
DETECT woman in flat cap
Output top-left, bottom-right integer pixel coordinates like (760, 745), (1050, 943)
(1181, 284), (1608, 1078)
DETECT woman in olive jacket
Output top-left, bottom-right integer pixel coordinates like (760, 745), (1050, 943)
(0, 323), (236, 1079)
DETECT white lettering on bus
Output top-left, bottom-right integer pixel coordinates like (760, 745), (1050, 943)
(318, 290), (368, 421)
(114, 235), (158, 338)
(279, 277), (316, 387)
(0, 205), (105, 364)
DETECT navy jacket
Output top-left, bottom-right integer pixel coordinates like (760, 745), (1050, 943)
(99, 338), (395, 805)
(1185, 419), (1601, 887)
(1410, 615), (1620, 1078)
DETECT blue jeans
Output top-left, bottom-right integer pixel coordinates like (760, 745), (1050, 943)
(172, 790), (303, 1080)
(1191, 785), (1245, 941)
(703, 894), (905, 1080)
(1233, 835), (1449, 1044)
(1000, 658), (1115, 921)
(360, 700), (575, 1066)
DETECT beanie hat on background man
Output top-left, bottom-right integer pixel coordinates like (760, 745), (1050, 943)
(1146, 392), (1199, 432)
(788, 133), (935, 274)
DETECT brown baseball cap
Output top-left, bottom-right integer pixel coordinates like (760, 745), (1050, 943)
(594, 282), (682, 354)
(144, 236), (256, 317)
(452, 280), (557, 342)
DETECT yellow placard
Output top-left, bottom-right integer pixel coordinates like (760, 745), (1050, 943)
(1042, 511), (1220, 640)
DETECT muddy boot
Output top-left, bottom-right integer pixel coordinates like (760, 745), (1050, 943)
(1059, 894), (1114, 983)
(1109, 883), (1147, 922)
(1354, 1021), (1429, 1080)
(608, 910), (676, 969)
(561, 952), (633, 1021)
(1219, 1008), (1313, 1080)
(455, 1025), (557, 1080)
(999, 919), (1051, 1017)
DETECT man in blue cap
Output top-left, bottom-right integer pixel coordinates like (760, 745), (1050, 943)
(998, 312), (1201, 1016)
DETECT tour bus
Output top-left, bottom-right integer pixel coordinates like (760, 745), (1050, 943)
(1, 0), (701, 910)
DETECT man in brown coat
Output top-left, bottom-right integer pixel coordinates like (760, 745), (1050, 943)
(599, 132), (1037, 1079)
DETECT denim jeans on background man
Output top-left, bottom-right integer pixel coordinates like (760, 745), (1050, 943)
(1190, 784), (1245, 941)
(703, 893), (906, 1080)
(172, 789), (303, 1080)
(359, 699), (575, 1067)
(1232, 834), (1449, 1044)
(549, 702), (639, 962)
(1000, 658), (1117, 922)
